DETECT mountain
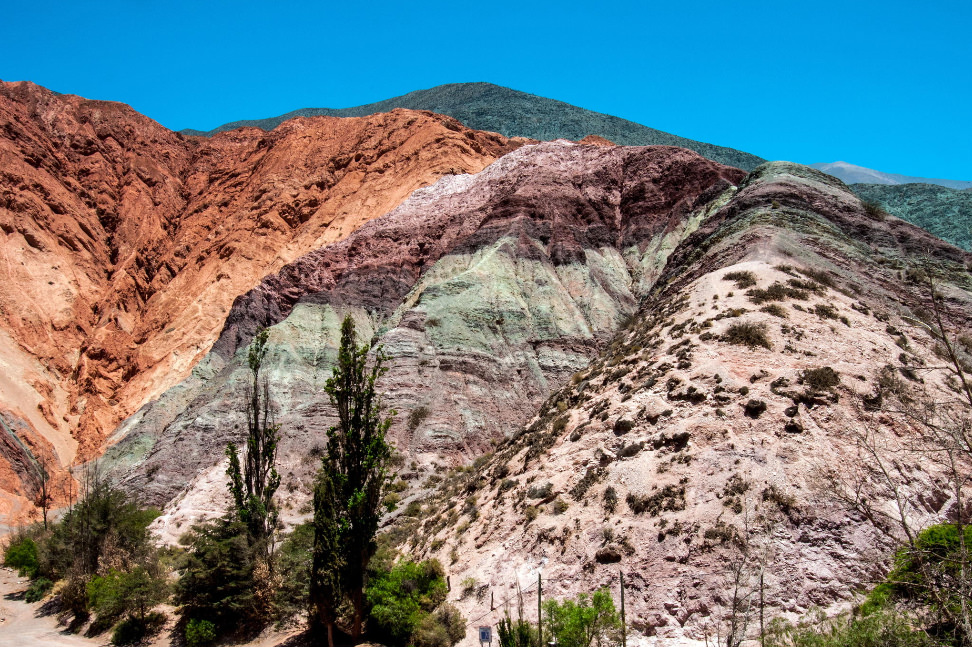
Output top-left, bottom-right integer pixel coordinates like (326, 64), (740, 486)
(850, 182), (972, 251)
(3, 76), (972, 645)
(180, 82), (766, 171)
(0, 79), (524, 521)
(389, 162), (972, 643)
(105, 147), (972, 641)
(811, 161), (972, 190)
(104, 141), (745, 531)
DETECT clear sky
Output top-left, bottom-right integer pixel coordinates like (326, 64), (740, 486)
(2, 0), (970, 179)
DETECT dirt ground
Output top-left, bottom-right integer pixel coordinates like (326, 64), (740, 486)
(0, 567), (93, 646)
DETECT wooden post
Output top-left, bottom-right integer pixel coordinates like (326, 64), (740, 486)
(538, 573), (543, 647)
(759, 568), (765, 647)
(620, 571), (627, 647)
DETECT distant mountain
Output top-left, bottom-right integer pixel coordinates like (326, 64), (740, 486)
(812, 161), (972, 190)
(851, 183), (972, 251)
(181, 82), (765, 171)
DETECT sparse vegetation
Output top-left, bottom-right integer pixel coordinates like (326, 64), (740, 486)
(626, 485), (686, 516)
(747, 282), (809, 304)
(408, 406), (431, 431)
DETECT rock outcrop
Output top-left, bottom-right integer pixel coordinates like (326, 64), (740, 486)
(0, 79), (524, 519)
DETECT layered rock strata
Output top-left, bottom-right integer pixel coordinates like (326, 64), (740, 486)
(0, 80), (523, 518)
(107, 142), (745, 533)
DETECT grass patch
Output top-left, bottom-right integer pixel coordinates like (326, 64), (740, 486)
(760, 304), (788, 318)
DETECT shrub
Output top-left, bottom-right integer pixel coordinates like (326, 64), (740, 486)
(864, 523), (972, 615)
(524, 506), (539, 522)
(722, 322), (772, 350)
(39, 470), (160, 581)
(527, 482), (553, 499)
(25, 576), (53, 602)
(613, 418), (634, 435)
(111, 611), (165, 645)
(761, 485), (798, 518)
(723, 270), (757, 288)
(626, 485), (686, 516)
(603, 486), (618, 514)
(274, 522), (314, 622)
(861, 200), (889, 221)
(765, 608), (933, 647)
(186, 618), (217, 646)
(552, 498), (569, 515)
(88, 565), (169, 634)
(408, 406), (431, 431)
(743, 399), (767, 418)
(61, 572), (92, 620)
(498, 613), (537, 647)
(543, 589), (622, 647)
(801, 367), (840, 391)
(3, 535), (39, 577)
(814, 303), (840, 320)
(761, 304), (788, 318)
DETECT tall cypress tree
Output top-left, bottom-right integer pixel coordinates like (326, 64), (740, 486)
(312, 314), (394, 642)
(226, 327), (281, 548)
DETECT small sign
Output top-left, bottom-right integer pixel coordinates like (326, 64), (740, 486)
(479, 626), (492, 644)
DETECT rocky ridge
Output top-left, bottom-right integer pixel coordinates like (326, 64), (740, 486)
(0, 80), (524, 520)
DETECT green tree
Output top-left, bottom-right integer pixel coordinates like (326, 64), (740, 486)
(40, 466), (159, 580)
(498, 614), (537, 647)
(543, 589), (623, 647)
(275, 521), (315, 623)
(365, 558), (448, 643)
(88, 565), (168, 626)
(226, 327), (281, 547)
(311, 467), (345, 646)
(175, 518), (258, 635)
(312, 314), (395, 641)
(3, 534), (39, 577)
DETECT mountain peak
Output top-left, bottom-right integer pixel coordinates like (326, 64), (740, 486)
(811, 160), (972, 190)
(182, 82), (766, 171)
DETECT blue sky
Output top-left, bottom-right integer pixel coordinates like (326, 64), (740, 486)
(2, 0), (970, 179)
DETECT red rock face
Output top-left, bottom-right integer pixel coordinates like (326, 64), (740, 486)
(0, 80), (525, 519)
